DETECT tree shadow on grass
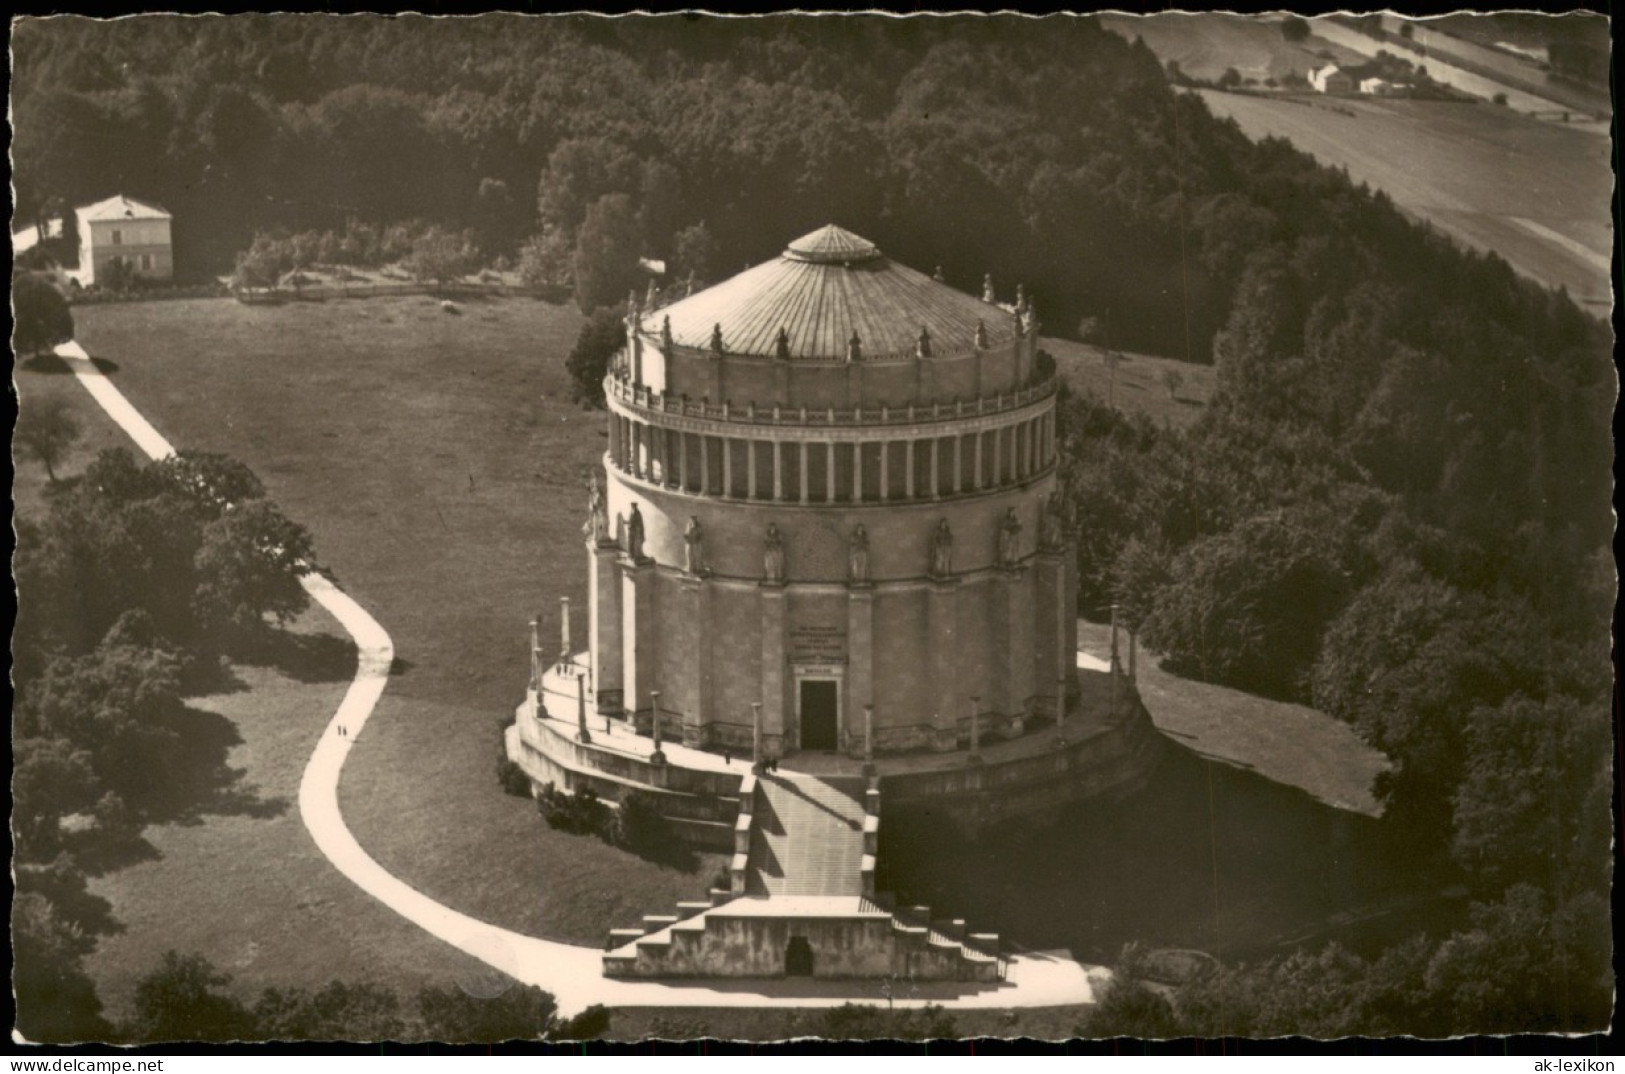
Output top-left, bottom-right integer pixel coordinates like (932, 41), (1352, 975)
(20, 353), (120, 375)
(390, 656), (414, 676)
(129, 706), (291, 828)
(230, 626), (358, 684)
(878, 743), (1453, 966)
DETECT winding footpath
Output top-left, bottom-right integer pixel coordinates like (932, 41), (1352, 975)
(53, 339), (1097, 1016)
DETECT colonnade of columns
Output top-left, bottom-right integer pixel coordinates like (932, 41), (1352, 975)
(606, 410), (1057, 504)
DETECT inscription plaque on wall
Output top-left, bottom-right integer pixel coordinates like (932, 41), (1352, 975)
(789, 625), (846, 665)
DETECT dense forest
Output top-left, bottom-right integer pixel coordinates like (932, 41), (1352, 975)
(12, 13), (1614, 1039)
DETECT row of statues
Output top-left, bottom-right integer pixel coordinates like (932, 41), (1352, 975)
(587, 476), (1070, 580)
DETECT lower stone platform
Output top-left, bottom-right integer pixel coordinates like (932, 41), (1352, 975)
(507, 651), (1167, 841)
(604, 893), (1002, 983)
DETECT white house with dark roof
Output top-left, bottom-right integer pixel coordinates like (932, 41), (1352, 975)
(72, 194), (173, 287)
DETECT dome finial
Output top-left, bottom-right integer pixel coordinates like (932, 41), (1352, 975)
(710, 323), (725, 354)
(775, 326), (791, 361)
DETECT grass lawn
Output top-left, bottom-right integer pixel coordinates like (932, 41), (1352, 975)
(58, 294), (724, 1015)
(1040, 335), (1216, 431)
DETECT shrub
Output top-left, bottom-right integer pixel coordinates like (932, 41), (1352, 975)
(496, 754), (531, 798)
(535, 782), (610, 835)
(607, 790), (669, 853)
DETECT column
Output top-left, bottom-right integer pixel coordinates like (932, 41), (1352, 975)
(826, 441), (836, 503)
(700, 436), (711, 495)
(591, 542), (624, 714)
(773, 441), (784, 502)
(559, 596), (571, 666)
(799, 442), (809, 504)
(1008, 564), (1032, 735)
(847, 585), (874, 758)
(680, 574), (710, 747)
(761, 585), (787, 756)
(974, 431), (984, 490)
(929, 439), (940, 499)
(853, 442), (864, 503)
(747, 440), (758, 501)
(576, 674), (591, 743)
(608, 415), (621, 469)
(527, 617), (541, 693)
(679, 431), (689, 491)
(880, 441), (890, 501)
(953, 436), (963, 494)
(904, 439), (915, 499)
(993, 425), (1004, 486)
(752, 702), (764, 771)
(928, 578), (959, 751)
(622, 558), (655, 728)
(723, 436), (733, 499)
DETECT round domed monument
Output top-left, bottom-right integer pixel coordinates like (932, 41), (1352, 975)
(589, 225), (1077, 758)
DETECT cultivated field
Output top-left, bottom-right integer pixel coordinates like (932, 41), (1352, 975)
(1040, 335), (1216, 431)
(1099, 12), (1366, 84)
(1194, 90), (1612, 312)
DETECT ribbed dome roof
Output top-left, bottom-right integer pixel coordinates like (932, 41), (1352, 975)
(644, 225), (1011, 361)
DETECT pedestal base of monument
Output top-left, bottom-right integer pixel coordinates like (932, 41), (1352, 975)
(507, 654), (1166, 848)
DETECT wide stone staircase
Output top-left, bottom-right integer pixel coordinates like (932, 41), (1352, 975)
(601, 770), (1003, 982)
(746, 772), (866, 896)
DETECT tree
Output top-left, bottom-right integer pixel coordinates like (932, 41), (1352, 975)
(17, 642), (189, 807)
(13, 272), (75, 356)
(415, 982), (560, 1042)
(13, 737), (103, 860)
(18, 395), (82, 482)
(811, 1003), (957, 1040)
(405, 225), (478, 288)
(565, 304), (627, 408)
(572, 192), (642, 314)
(671, 221), (717, 287)
(254, 981), (406, 1041)
(1218, 67), (1242, 89)
(13, 893), (113, 1043)
(101, 256), (136, 293)
(518, 225), (573, 288)
(1280, 16), (1310, 42)
(192, 498), (315, 630)
(129, 951), (255, 1042)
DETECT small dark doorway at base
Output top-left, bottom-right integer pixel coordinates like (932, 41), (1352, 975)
(785, 935), (814, 977)
(800, 679), (838, 750)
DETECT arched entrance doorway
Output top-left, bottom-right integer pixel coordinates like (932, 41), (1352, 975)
(784, 935), (814, 977)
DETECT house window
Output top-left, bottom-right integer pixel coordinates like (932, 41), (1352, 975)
(110, 229), (123, 245)
(139, 254), (153, 271)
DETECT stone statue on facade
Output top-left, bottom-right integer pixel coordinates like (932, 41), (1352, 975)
(847, 331), (863, 363)
(849, 524), (870, 584)
(1040, 491), (1066, 551)
(982, 274), (995, 304)
(763, 523), (785, 583)
(775, 326), (791, 361)
(999, 507), (1022, 567)
(710, 322), (725, 354)
(975, 319), (990, 349)
(933, 265), (945, 282)
(929, 519), (954, 578)
(916, 325), (932, 360)
(627, 502), (646, 562)
(661, 315), (674, 353)
(585, 474), (610, 545)
(684, 515), (705, 575)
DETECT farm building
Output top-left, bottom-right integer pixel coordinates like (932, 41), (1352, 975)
(1309, 63), (1357, 94)
(72, 194), (173, 287)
